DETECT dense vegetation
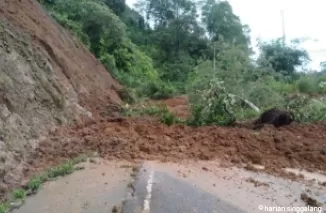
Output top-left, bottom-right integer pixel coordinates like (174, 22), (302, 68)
(38, 0), (326, 125)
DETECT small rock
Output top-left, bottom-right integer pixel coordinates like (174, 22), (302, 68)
(301, 193), (322, 207)
(89, 158), (98, 164)
(202, 167), (209, 171)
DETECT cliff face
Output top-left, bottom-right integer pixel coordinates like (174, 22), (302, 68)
(0, 0), (121, 196)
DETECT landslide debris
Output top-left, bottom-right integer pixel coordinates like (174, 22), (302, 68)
(0, 0), (121, 199)
(29, 116), (326, 176)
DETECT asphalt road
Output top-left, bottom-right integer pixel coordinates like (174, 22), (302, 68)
(13, 159), (134, 213)
(122, 164), (248, 213)
(13, 160), (325, 213)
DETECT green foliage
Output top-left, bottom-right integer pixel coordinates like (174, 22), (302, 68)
(187, 79), (237, 126)
(201, 0), (250, 49)
(27, 177), (43, 192)
(42, 0), (168, 99)
(297, 77), (318, 94)
(244, 82), (285, 108)
(317, 76), (326, 94)
(286, 95), (326, 123)
(257, 38), (310, 76)
(0, 155), (91, 211)
(142, 81), (176, 99)
(70, 154), (88, 165)
(0, 203), (8, 213)
(37, 0), (56, 5)
(122, 104), (181, 125)
(160, 110), (177, 126)
(267, 80), (297, 94)
(101, 0), (126, 16)
(235, 108), (260, 121)
(47, 163), (74, 178)
(12, 189), (26, 201)
(38, 0), (326, 125)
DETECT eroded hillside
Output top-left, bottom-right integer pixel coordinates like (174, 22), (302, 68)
(0, 0), (121, 197)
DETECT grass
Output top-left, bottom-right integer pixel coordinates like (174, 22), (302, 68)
(0, 203), (8, 213)
(123, 104), (184, 126)
(27, 176), (43, 192)
(0, 154), (94, 212)
(70, 154), (88, 165)
(47, 163), (74, 178)
(12, 189), (26, 201)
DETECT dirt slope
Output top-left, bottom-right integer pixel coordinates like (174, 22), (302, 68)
(0, 0), (121, 197)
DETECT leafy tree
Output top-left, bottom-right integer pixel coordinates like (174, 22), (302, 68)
(102, 0), (126, 16)
(257, 38), (310, 76)
(201, 0), (250, 50)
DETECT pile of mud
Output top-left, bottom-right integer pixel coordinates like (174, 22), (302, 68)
(29, 117), (326, 175)
(0, 0), (121, 197)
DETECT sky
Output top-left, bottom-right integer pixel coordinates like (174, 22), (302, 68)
(125, 0), (326, 71)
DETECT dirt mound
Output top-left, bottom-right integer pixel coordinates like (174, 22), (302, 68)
(0, 0), (121, 197)
(28, 118), (326, 177)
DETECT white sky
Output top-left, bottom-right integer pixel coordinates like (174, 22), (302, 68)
(126, 0), (326, 71)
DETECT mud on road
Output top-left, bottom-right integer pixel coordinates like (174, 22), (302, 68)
(27, 97), (326, 181)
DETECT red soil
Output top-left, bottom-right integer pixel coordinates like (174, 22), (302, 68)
(29, 97), (326, 176)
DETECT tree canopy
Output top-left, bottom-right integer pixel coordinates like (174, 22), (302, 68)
(38, 0), (326, 125)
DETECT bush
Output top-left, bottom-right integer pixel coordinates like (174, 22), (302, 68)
(160, 110), (176, 126)
(187, 79), (237, 126)
(47, 163), (74, 178)
(27, 177), (43, 192)
(142, 82), (176, 100)
(317, 76), (326, 94)
(0, 204), (8, 213)
(297, 77), (317, 94)
(244, 83), (285, 109)
(286, 94), (326, 123)
(12, 189), (26, 201)
(45, 0), (165, 100)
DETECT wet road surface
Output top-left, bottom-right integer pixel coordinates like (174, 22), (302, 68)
(123, 161), (326, 213)
(123, 162), (248, 213)
(13, 159), (326, 213)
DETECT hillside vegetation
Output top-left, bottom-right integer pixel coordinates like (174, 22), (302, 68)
(38, 0), (326, 124)
(1, 0), (326, 207)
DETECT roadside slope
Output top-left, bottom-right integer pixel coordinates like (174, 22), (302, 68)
(0, 0), (121, 198)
